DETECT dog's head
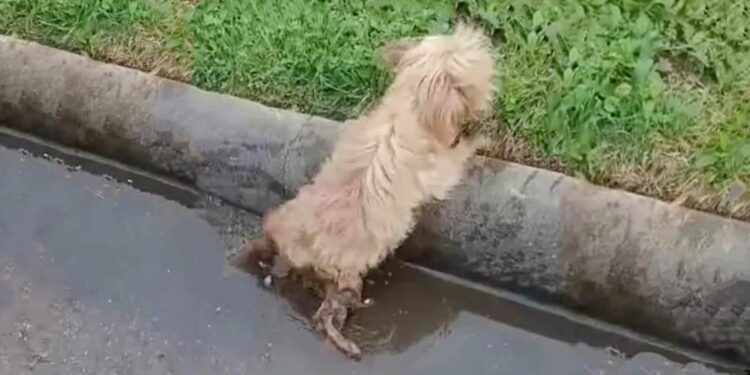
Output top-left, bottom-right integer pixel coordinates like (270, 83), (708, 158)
(383, 23), (496, 147)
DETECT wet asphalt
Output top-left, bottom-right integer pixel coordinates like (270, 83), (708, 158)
(0, 127), (742, 374)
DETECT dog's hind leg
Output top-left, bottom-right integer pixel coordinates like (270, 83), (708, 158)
(337, 271), (368, 309)
(313, 280), (363, 359)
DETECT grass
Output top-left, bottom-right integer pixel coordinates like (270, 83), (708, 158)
(0, 0), (748, 219)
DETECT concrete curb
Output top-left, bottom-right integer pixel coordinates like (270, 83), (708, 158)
(1, 36), (749, 365)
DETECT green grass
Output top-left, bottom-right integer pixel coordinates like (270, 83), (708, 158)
(189, 0), (456, 118)
(0, 0), (191, 78)
(0, 0), (749, 219)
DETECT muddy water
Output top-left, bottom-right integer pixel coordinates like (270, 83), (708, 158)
(0, 127), (743, 374)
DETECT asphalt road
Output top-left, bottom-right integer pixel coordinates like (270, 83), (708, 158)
(0, 128), (740, 374)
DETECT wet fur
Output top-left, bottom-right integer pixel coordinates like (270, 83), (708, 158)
(244, 23), (496, 358)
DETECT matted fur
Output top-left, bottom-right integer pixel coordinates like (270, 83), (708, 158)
(263, 23), (496, 283)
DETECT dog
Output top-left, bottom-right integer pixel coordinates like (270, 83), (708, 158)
(242, 23), (496, 358)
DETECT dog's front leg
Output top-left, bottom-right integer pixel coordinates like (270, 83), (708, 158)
(231, 237), (276, 273)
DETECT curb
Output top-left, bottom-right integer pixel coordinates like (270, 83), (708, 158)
(1, 36), (748, 365)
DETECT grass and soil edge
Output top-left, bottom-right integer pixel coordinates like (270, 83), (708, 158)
(0, 0), (748, 220)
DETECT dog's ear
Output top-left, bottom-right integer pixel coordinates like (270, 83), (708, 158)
(416, 73), (466, 148)
(382, 38), (420, 69)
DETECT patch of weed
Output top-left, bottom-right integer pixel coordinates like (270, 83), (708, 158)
(0, 0), (171, 49)
(189, 0), (455, 119)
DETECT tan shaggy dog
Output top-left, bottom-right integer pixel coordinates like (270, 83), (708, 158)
(242, 23), (496, 358)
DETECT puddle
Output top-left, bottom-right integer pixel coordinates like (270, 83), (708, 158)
(0, 126), (745, 374)
(0, 126), (201, 208)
